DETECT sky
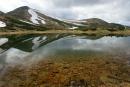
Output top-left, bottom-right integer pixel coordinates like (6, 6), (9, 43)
(0, 0), (130, 25)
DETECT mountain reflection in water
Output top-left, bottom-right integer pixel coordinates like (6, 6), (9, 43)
(0, 35), (129, 65)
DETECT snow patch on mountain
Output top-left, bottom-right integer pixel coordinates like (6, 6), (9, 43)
(69, 26), (78, 30)
(28, 9), (46, 24)
(0, 21), (6, 27)
(72, 23), (86, 26)
(0, 38), (8, 46)
(64, 20), (87, 26)
(19, 20), (36, 25)
(67, 20), (87, 23)
(28, 9), (39, 24)
(41, 20), (46, 24)
(39, 16), (46, 24)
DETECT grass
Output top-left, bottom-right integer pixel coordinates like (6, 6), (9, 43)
(0, 29), (130, 36)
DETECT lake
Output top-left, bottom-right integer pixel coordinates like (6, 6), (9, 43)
(0, 34), (130, 86)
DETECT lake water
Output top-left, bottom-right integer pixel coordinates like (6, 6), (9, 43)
(0, 34), (130, 86)
(0, 35), (130, 64)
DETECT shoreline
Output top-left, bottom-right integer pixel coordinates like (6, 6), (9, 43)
(0, 30), (130, 36)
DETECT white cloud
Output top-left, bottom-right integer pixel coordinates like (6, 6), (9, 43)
(0, 0), (130, 25)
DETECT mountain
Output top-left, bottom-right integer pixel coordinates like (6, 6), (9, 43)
(0, 11), (7, 28)
(7, 6), (74, 30)
(83, 18), (108, 26)
(0, 11), (4, 15)
(0, 6), (126, 31)
(82, 18), (125, 30)
(65, 18), (125, 31)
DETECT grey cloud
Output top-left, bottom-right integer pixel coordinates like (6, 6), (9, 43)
(44, 8), (78, 19)
(51, 0), (110, 7)
(47, 0), (130, 25)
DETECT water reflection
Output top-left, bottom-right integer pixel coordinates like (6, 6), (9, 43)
(0, 34), (68, 65)
(0, 35), (130, 65)
(0, 34), (67, 52)
(30, 36), (130, 61)
(0, 48), (30, 65)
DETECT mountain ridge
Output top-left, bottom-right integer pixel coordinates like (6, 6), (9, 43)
(0, 6), (127, 31)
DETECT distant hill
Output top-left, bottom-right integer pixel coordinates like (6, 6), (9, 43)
(65, 18), (126, 31)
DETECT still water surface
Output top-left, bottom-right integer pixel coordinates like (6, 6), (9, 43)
(0, 35), (130, 65)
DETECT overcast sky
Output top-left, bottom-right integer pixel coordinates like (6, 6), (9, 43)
(0, 0), (130, 25)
